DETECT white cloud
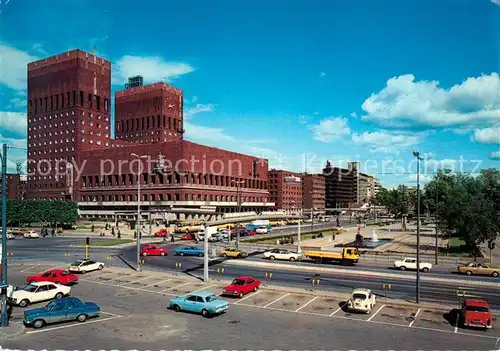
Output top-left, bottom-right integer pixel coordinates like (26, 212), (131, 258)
(350, 112), (357, 118)
(361, 73), (500, 129)
(191, 96), (199, 103)
(490, 150), (500, 160)
(471, 125), (500, 144)
(113, 55), (194, 85)
(0, 43), (39, 90)
(408, 173), (432, 183)
(311, 117), (351, 142)
(184, 122), (235, 143)
(319, 72), (326, 78)
(8, 97), (26, 108)
(351, 130), (422, 153)
(424, 159), (457, 173)
(184, 104), (215, 120)
(299, 115), (311, 124)
(492, 0), (500, 5)
(0, 111), (26, 138)
(32, 43), (47, 55)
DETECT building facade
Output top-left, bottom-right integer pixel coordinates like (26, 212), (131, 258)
(268, 169), (303, 213)
(25, 49), (273, 221)
(301, 174), (325, 210)
(5, 174), (27, 200)
(323, 161), (355, 208)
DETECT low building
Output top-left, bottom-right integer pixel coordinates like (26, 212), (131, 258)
(6, 174), (27, 200)
(301, 174), (325, 210)
(268, 169), (303, 213)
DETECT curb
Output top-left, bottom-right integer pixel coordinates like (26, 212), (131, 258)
(0, 323), (26, 340)
(222, 259), (500, 288)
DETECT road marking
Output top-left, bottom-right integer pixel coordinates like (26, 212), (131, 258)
(233, 291), (261, 304)
(87, 271), (117, 280)
(159, 282), (192, 293)
(409, 308), (421, 327)
(295, 296), (318, 312)
(330, 302), (347, 316)
(26, 314), (121, 334)
(367, 304), (385, 321)
(189, 284), (214, 294)
(264, 293), (290, 308)
(144, 278), (172, 288)
(20, 264), (39, 273)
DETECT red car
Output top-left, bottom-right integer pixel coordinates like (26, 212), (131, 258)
(154, 229), (170, 237)
(247, 230), (256, 236)
(180, 233), (195, 240)
(140, 244), (168, 256)
(222, 276), (260, 298)
(26, 269), (78, 285)
(460, 299), (493, 330)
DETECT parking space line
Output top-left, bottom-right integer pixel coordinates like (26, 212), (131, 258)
(190, 284), (214, 294)
(295, 296), (318, 312)
(233, 291), (260, 304)
(159, 282), (192, 293)
(264, 293), (290, 308)
(409, 308), (421, 327)
(330, 302), (348, 316)
(89, 271), (117, 279)
(26, 314), (121, 335)
(144, 278), (172, 288)
(367, 304), (385, 321)
(20, 264), (39, 273)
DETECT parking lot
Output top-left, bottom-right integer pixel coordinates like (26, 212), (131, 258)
(2, 261), (499, 349)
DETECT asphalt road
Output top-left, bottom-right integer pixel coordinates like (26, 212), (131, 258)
(2, 266), (498, 350)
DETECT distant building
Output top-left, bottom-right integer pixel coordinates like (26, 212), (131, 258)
(268, 169), (303, 213)
(301, 174), (325, 210)
(323, 161), (355, 208)
(348, 161), (376, 205)
(6, 174), (27, 200)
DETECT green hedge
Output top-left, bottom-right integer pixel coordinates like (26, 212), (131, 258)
(242, 227), (344, 244)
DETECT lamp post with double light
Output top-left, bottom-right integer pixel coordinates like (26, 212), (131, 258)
(131, 153), (148, 272)
(231, 179), (244, 250)
(413, 150), (424, 304)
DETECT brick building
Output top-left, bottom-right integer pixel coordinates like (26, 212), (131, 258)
(323, 161), (355, 208)
(26, 49), (273, 221)
(301, 174), (325, 210)
(268, 169), (302, 213)
(5, 174), (27, 200)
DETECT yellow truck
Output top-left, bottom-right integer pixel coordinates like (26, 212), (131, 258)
(304, 247), (360, 265)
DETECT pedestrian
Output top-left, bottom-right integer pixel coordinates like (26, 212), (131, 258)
(117, 228), (121, 239)
(111, 227), (115, 236)
(51, 228), (55, 238)
(171, 235), (175, 243)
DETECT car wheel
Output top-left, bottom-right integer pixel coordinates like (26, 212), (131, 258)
(253, 286), (258, 292)
(422, 267), (429, 273)
(269, 256), (275, 260)
(366, 308), (372, 314)
(223, 253), (227, 257)
(289, 257), (296, 262)
(180, 252), (185, 256)
(160, 252), (165, 256)
(142, 252), (148, 256)
(33, 319), (45, 329)
(466, 270), (473, 276)
(198, 253), (203, 257)
(399, 266), (406, 271)
(19, 299), (30, 307)
(173, 305), (181, 312)
(98, 265), (104, 270)
(238, 292), (244, 298)
(55, 292), (64, 299)
(76, 314), (88, 323)
(201, 309), (210, 318)
(492, 271), (499, 277)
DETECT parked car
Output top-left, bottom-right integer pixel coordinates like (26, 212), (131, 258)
(264, 249), (302, 261)
(27, 269), (79, 285)
(180, 233), (195, 240)
(154, 228), (170, 237)
(219, 247), (248, 258)
(140, 244), (168, 256)
(347, 288), (376, 313)
(457, 262), (499, 277)
(8, 281), (71, 307)
(460, 299), (493, 330)
(1, 231), (15, 240)
(169, 291), (229, 317)
(393, 258), (432, 272)
(222, 276), (260, 298)
(175, 246), (204, 257)
(256, 226), (268, 234)
(68, 259), (105, 273)
(23, 297), (100, 329)
(23, 230), (39, 239)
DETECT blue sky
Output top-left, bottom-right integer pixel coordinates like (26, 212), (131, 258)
(0, 0), (499, 188)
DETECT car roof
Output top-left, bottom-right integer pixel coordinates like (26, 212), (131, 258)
(464, 299), (489, 307)
(352, 288), (371, 294)
(233, 276), (253, 280)
(44, 269), (67, 274)
(190, 291), (216, 298)
(30, 281), (55, 286)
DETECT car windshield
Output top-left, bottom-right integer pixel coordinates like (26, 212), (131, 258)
(71, 261), (83, 266)
(23, 284), (37, 292)
(205, 294), (218, 302)
(232, 279), (245, 285)
(46, 300), (60, 309)
(353, 293), (367, 299)
(465, 306), (489, 312)
(61, 271), (71, 276)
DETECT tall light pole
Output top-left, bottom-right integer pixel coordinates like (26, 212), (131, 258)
(435, 184), (439, 266)
(1, 144), (8, 327)
(231, 179), (244, 250)
(131, 153), (148, 272)
(284, 176), (302, 253)
(413, 150), (424, 304)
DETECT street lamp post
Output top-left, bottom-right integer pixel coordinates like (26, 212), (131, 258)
(284, 176), (302, 253)
(1, 144), (8, 327)
(413, 150), (424, 304)
(131, 153), (148, 272)
(231, 180), (244, 250)
(435, 185), (439, 266)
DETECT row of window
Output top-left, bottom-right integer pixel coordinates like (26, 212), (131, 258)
(81, 193), (267, 203)
(81, 172), (267, 190)
(116, 115), (180, 134)
(29, 91), (109, 115)
(29, 111), (109, 124)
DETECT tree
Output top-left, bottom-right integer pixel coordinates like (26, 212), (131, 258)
(0, 200), (79, 227)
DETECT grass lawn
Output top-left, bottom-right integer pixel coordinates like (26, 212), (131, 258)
(440, 236), (476, 257)
(89, 239), (134, 246)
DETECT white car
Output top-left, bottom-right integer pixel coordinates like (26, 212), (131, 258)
(393, 258), (432, 272)
(23, 230), (39, 239)
(68, 259), (104, 273)
(1, 231), (15, 240)
(8, 281), (71, 307)
(256, 226), (268, 234)
(347, 288), (376, 313)
(264, 249), (302, 261)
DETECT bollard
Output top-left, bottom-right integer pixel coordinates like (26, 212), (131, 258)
(141, 259), (145, 265)
(106, 256), (112, 260)
(382, 283), (392, 298)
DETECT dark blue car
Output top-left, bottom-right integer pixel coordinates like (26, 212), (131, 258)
(24, 297), (100, 329)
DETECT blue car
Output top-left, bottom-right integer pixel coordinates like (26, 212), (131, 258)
(175, 246), (204, 257)
(169, 291), (229, 317)
(24, 297), (100, 329)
